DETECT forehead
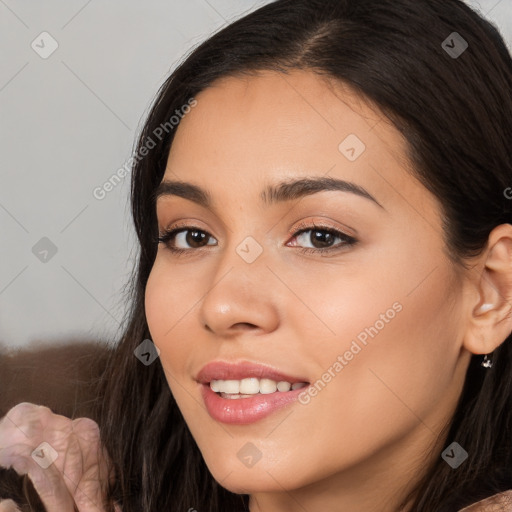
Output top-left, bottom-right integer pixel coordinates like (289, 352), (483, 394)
(162, 70), (438, 221)
(167, 69), (409, 172)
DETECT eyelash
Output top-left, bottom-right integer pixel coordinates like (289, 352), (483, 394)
(155, 221), (358, 257)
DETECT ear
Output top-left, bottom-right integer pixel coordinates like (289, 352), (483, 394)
(463, 223), (512, 356)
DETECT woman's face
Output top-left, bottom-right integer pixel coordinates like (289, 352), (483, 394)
(145, 70), (473, 507)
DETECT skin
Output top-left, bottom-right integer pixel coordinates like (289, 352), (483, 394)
(0, 402), (115, 512)
(145, 69), (512, 512)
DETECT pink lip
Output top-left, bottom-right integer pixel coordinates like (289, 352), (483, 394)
(196, 360), (308, 384)
(196, 361), (310, 425)
(200, 383), (308, 425)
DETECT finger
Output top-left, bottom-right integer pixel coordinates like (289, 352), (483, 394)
(0, 500), (22, 512)
(66, 418), (109, 512)
(25, 453), (78, 512)
(1, 403), (52, 439)
(0, 413), (77, 512)
(0, 404), (43, 460)
(70, 459), (110, 512)
(0, 403), (63, 468)
(1, 405), (109, 512)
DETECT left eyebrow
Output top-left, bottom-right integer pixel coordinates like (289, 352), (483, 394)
(261, 176), (384, 209)
(154, 176), (385, 210)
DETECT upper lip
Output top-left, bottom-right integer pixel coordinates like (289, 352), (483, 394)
(196, 360), (309, 384)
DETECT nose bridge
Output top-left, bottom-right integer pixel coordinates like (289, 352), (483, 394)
(198, 229), (280, 334)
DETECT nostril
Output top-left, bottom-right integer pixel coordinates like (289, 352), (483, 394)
(233, 322), (258, 329)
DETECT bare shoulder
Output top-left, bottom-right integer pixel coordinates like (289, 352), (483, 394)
(459, 490), (512, 511)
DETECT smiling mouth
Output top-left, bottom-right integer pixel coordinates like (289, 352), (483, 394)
(209, 377), (309, 399)
(200, 371), (311, 424)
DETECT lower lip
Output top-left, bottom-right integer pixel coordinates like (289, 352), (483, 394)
(200, 383), (309, 425)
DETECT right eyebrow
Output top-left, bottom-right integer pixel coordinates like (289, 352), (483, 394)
(154, 180), (210, 207)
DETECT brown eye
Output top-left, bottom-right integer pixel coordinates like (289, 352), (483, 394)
(289, 223), (358, 255)
(298, 229), (338, 249)
(157, 226), (217, 252)
(183, 229), (209, 248)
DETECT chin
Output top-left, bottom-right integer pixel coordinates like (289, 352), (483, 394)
(206, 460), (310, 494)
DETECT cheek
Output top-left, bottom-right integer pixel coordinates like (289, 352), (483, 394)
(144, 262), (185, 367)
(144, 266), (191, 406)
(300, 246), (462, 434)
(144, 266), (166, 340)
(271, 269), (462, 486)
(144, 260), (206, 393)
(144, 260), (193, 345)
(321, 263), (461, 428)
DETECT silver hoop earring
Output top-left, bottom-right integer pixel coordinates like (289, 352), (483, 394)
(481, 354), (493, 369)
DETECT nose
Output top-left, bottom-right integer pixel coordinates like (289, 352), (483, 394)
(198, 244), (281, 338)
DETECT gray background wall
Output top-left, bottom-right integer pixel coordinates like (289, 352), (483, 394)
(1, 0), (511, 350)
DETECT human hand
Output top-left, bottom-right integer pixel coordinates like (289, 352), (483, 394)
(0, 499), (21, 512)
(0, 402), (116, 512)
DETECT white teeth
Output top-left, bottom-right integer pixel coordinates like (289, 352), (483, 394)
(259, 378), (277, 394)
(239, 378), (260, 394)
(221, 380), (240, 394)
(220, 393), (255, 399)
(210, 378), (308, 395)
(277, 381), (291, 392)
